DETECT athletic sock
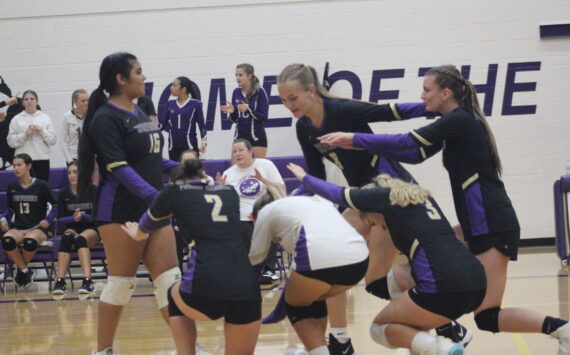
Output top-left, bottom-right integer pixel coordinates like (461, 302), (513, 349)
(411, 331), (437, 353)
(330, 327), (349, 343)
(542, 316), (568, 335)
(308, 345), (329, 355)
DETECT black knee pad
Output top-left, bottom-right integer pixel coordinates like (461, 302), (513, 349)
(167, 286), (184, 317)
(1, 236), (17, 251)
(311, 300), (328, 319)
(285, 301), (315, 325)
(73, 235), (88, 250)
(22, 238), (38, 252)
(475, 307), (501, 333)
(365, 277), (390, 300)
(59, 232), (75, 253)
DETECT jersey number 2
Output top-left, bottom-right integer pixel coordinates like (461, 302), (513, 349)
(204, 195), (228, 222)
(149, 133), (161, 153)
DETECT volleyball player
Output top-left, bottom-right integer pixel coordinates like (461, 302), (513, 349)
(250, 186), (368, 355)
(122, 159), (261, 355)
(77, 52), (180, 355)
(52, 160), (99, 295)
(220, 63), (269, 158)
(0, 153), (57, 289)
(319, 64), (570, 353)
(276, 63), (471, 353)
(160, 76), (207, 161)
(288, 163), (486, 354)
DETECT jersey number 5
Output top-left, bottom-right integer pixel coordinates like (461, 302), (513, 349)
(204, 195), (228, 222)
(149, 132), (161, 153)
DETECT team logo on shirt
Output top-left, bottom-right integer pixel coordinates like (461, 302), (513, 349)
(239, 177), (262, 198)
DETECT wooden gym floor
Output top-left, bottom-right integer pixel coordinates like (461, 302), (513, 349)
(0, 247), (568, 354)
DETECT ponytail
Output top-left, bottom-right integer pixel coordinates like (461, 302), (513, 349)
(251, 185), (286, 220)
(170, 158), (203, 182)
(78, 52), (138, 195)
(277, 63), (332, 99)
(236, 63), (260, 102)
(426, 65), (503, 175)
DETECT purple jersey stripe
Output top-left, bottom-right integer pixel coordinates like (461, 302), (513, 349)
(294, 226), (311, 272)
(180, 248), (197, 294)
(465, 181), (490, 236)
(412, 247), (437, 293)
(376, 157), (400, 178)
(96, 177), (119, 222)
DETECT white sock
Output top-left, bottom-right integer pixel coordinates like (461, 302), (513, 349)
(411, 331), (437, 353)
(308, 345), (329, 355)
(22, 268), (29, 273)
(330, 327), (349, 343)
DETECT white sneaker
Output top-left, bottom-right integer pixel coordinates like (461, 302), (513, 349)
(552, 322), (570, 355)
(195, 342), (212, 355)
(91, 347), (114, 355)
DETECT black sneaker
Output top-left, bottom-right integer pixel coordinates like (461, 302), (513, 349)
(52, 278), (67, 295)
(259, 270), (276, 285)
(79, 278), (95, 294)
(21, 269), (34, 289)
(13, 268), (26, 287)
(328, 333), (355, 355)
(436, 321), (473, 348)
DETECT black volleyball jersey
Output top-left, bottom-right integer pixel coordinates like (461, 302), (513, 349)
(344, 187), (486, 293)
(148, 182), (260, 301)
(57, 185), (97, 230)
(6, 179), (56, 229)
(88, 102), (165, 223)
(411, 108), (520, 238)
(296, 97), (415, 187)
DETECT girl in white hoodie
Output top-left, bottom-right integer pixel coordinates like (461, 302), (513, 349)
(8, 90), (57, 181)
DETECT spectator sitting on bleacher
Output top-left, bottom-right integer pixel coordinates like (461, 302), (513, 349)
(52, 160), (100, 296)
(0, 153), (57, 289)
(7, 90), (57, 182)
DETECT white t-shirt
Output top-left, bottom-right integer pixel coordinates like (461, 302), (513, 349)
(7, 110), (57, 160)
(222, 158), (285, 220)
(60, 110), (84, 163)
(249, 196), (368, 270)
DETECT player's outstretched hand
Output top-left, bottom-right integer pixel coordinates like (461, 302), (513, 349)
(318, 132), (355, 148)
(220, 101), (235, 114)
(215, 172), (227, 185)
(287, 163), (307, 181)
(121, 221), (148, 241)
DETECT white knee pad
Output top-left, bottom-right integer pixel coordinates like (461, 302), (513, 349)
(100, 276), (137, 306)
(370, 323), (396, 349)
(387, 268), (403, 298)
(153, 267), (182, 309)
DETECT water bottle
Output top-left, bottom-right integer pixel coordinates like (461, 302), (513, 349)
(566, 160), (570, 175)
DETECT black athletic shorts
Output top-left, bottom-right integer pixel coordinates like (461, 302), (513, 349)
(467, 230), (520, 261)
(296, 257), (368, 286)
(171, 288), (261, 325)
(408, 287), (486, 320)
(66, 224), (97, 235)
(236, 132), (267, 148)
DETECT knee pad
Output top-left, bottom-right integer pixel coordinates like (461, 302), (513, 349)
(100, 276), (137, 306)
(73, 235), (88, 250)
(285, 301), (314, 325)
(59, 232), (75, 253)
(22, 238), (38, 252)
(153, 267), (182, 309)
(311, 300), (327, 319)
(370, 323), (396, 349)
(387, 268), (403, 298)
(1, 236), (17, 251)
(366, 277), (390, 300)
(167, 286), (184, 317)
(475, 307), (501, 333)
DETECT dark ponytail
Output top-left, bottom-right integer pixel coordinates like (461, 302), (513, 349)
(176, 76), (198, 99)
(170, 158), (203, 182)
(78, 52), (137, 195)
(426, 65), (502, 175)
